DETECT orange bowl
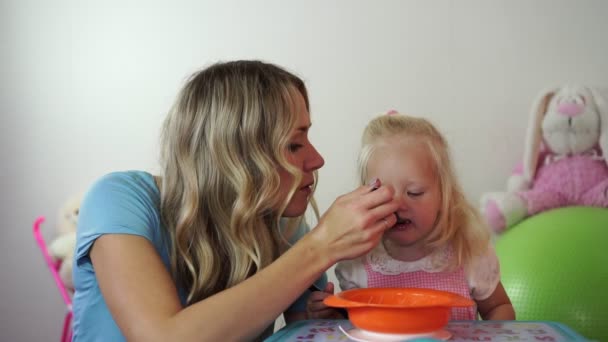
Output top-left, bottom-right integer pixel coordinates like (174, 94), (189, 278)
(323, 288), (474, 334)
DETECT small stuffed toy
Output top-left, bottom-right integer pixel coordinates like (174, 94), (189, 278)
(48, 194), (82, 294)
(481, 85), (608, 233)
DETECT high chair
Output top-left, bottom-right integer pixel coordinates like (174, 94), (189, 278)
(33, 216), (73, 342)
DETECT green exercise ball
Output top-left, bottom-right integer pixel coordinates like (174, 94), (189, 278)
(496, 206), (608, 341)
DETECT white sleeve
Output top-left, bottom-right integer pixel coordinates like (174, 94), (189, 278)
(467, 245), (501, 301)
(334, 257), (368, 291)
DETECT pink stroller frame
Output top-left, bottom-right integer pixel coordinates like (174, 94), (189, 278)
(33, 216), (73, 342)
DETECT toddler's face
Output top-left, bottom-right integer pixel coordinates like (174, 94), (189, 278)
(366, 137), (441, 252)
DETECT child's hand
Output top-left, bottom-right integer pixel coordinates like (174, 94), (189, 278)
(306, 282), (345, 319)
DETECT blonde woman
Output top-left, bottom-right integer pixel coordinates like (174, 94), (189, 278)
(309, 112), (515, 321)
(72, 61), (402, 341)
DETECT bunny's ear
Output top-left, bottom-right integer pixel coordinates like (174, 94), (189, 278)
(522, 87), (558, 183)
(588, 87), (608, 157)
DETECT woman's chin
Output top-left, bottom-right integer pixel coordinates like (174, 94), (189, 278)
(282, 199), (309, 217)
(281, 189), (313, 217)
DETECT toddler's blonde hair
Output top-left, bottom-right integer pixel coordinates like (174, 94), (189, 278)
(358, 113), (490, 269)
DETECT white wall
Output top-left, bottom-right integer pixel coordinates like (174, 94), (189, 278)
(2, 1), (607, 340)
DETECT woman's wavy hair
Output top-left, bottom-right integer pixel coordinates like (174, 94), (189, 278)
(159, 60), (314, 304)
(357, 113), (490, 270)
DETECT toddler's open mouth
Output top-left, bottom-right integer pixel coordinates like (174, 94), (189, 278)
(391, 217), (412, 230)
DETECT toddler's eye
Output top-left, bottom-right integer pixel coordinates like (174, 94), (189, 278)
(407, 191), (424, 197)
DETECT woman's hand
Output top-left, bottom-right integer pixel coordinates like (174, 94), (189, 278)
(310, 180), (403, 264)
(306, 282), (345, 320)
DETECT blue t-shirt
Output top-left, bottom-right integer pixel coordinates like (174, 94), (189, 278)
(72, 171), (326, 341)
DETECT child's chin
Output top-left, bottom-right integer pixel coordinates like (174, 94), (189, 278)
(384, 229), (418, 244)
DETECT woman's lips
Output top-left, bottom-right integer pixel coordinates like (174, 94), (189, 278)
(299, 183), (313, 194)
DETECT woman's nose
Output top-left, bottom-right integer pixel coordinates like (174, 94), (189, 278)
(305, 145), (325, 171)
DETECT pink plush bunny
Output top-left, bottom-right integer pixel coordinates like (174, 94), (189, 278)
(481, 85), (608, 234)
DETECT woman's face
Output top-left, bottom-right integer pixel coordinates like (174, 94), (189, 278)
(279, 91), (325, 217)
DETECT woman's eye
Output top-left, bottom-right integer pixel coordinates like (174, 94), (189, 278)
(288, 143), (303, 152)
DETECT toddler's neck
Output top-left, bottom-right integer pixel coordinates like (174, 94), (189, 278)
(382, 239), (430, 262)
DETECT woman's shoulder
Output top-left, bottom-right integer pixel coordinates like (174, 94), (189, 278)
(80, 170), (161, 230)
(77, 170), (164, 260)
(93, 170), (157, 189)
(86, 170), (159, 201)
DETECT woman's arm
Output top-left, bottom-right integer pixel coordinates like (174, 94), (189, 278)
(92, 232), (330, 341)
(476, 282), (515, 320)
(93, 184), (402, 341)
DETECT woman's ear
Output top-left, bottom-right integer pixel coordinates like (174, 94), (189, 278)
(523, 87), (558, 183)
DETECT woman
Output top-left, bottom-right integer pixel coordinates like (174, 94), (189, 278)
(72, 60), (401, 341)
